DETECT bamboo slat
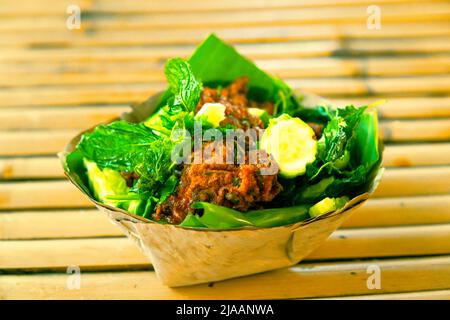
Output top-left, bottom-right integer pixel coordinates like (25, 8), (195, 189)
(0, 41), (337, 63)
(0, 129), (81, 156)
(2, 23), (450, 49)
(0, 60), (164, 74)
(330, 97), (450, 119)
(308, 224), (450, 260)
(383, 143), (450, 167)
(1, 76), (449, 108)
(1, 255), (450, 299)
(3, 55), (450, 76)
(344, 37), (450, 54)
(0, 238), (148, 271)
(367, 76), (450, 96)
(2, 56), (450, 87)
(0, 106), (129, 130)
(290, 75), (450, 96)
(2, 195), (449, 240)
(0, 181), (93, 210)
(0, 0), (440, 15)
(374, 167), (450, 198)
(366, 55), (450, 76)
(379, 119), (450, 142)
(0, 238), (147, 271)
(342, 195), (450, 228)
(0, 157), (64, 179)
(0, 71), (165, 87)
(2, 224), (450, 271)
(3, 37), (449, 65)
(0, 84), (160, 108)
(1, 2), (449, 31)
(322, 289), (450, 300)
(0, 209), (120, 240)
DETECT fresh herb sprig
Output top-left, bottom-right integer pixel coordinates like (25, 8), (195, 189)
(76, 58), (203, 204)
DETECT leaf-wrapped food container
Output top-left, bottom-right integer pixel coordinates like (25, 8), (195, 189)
(59, 92), (383, 287)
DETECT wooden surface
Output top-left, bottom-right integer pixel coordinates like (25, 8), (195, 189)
(1, 0), (450, 300)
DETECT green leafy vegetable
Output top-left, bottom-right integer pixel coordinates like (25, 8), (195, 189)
(189, 34), (280, 100)
(307, 106), (366, 180)
(295, 177), (335, 203)
(180, 202), (310, 229)
(158, 174), (180, 204)
(76, 120), (176, 199)
(76, 58), (206, 215)
(291, 105), (330, 124)
(164, 58), (202, 113)
(77, 121), (160, 172)
(188, 202), (254, 229)
(353, 111), (379, 170)
(146, 58), (203, 135)
(156, 34), (299, 114)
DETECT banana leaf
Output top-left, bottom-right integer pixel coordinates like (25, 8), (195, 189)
(155, 33), (298, 112)
(180, 202), (311, 229)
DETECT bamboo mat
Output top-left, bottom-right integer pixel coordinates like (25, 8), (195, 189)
(1, 0), (450, 300)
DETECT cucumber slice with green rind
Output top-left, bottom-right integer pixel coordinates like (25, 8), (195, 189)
(260, 114), (317, 178)
(309, 196), (349, 218)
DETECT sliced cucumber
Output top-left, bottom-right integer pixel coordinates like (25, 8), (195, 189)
(83, 159), (129, 203)
(195, 102), (226, 127)
(260, 114), (317, 178)
(83, 159), (142, 211)
(309, 196), (349, 218)
(248, 107), (270, 127)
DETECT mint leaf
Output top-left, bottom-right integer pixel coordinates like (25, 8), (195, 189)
(164, 58), (202, 113)
(76, 120), (176, 197)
